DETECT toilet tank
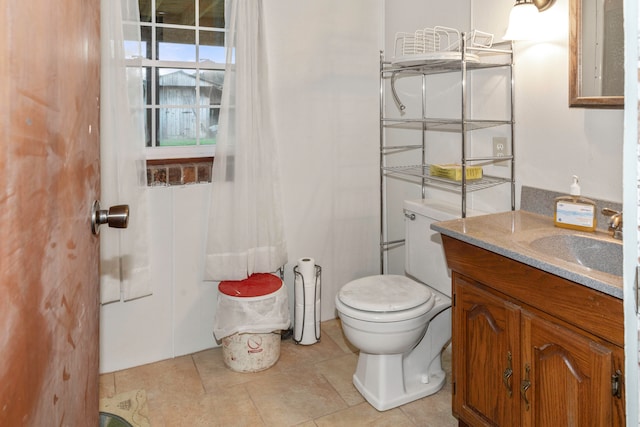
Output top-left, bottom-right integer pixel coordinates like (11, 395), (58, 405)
(403, 199), (485, 296)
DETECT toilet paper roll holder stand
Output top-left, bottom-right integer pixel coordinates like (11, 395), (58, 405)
(292, 264), (322, 345)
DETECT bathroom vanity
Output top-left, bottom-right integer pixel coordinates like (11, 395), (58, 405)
(432, 210), (625, 427)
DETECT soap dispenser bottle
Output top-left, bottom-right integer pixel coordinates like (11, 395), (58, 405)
(554, 175), (597, 232)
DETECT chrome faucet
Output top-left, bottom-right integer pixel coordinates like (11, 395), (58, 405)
(602, 208), (622, 240)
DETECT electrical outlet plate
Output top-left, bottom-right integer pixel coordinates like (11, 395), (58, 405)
(493, 137), (508, 167)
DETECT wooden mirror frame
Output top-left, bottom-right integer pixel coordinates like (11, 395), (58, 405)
(569, 0), (624, 108)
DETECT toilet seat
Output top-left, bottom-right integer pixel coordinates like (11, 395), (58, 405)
(336, 275), (435, 322)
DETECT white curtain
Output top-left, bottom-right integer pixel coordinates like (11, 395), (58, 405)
(204, 0), (288, 281)
(100, 0), (152, 303)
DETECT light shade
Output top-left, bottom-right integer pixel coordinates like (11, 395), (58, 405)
(503, 1), (541, 41)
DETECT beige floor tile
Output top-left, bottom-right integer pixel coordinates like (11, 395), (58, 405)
(114, 355), (204, 399)
(114, 355), (205, 426)
(441, 343), (452, 375)
(161, 383), (265, 427)
(398, 379), (456, 426)
(278, 330), (350, 369)
(314, 402), (414, 427)
(314, 353), (364, 407)
(193, 346), (282, 393)
(100, 320), (457, 426)
(319, 318), (358, 355)
(98, 372), (116, 399)
(247, 364), (348, 426)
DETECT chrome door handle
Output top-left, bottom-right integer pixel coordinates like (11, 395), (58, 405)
(91, 200), (129, 235)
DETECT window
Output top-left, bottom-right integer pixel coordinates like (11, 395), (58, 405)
(134, 0), (226, 160)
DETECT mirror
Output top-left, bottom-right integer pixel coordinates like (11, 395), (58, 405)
(569, 0), (624, 108)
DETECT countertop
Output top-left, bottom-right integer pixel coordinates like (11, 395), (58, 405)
(431, 210), (623, 299)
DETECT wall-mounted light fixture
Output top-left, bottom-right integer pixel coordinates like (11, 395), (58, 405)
(504, 0), (556, 40)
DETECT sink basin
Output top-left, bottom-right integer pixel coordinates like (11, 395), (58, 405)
(528, 234), (622, 277)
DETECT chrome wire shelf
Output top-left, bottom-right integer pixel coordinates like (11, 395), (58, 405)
(383, 59), (511, 75)
(382, 117), (511, 132)
(383, 41), (513, 75)
(382, 164), (510, 192)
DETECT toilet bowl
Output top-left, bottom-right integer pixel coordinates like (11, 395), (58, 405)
(335, 198), (482, 411)
(335, 275), (451, 411)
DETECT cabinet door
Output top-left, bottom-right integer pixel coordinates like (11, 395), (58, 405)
(521, 310), (615, 427)
(453, 274), (521, 427)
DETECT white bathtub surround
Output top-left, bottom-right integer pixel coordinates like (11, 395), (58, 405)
(99, 0), (151, 303)
(204, 0), (288, 281)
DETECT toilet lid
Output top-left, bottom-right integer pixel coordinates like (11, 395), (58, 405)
(337, 275), (432, 312)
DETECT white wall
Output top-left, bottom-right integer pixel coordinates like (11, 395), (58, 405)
(101, 0), (624, 373)
(472, 0), (623, 201)
(265, 1), (382, 321)
(386, 0), (623, 201)
(100, 0), (382, 373)
(502, 0), (623, 202)
(100, 185), (218, 373)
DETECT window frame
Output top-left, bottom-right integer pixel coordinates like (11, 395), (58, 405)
(133, 1), (225, 160)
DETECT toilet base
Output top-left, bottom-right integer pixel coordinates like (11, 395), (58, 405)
(352, 352), (446, 412)
(350, 306), (451, 411)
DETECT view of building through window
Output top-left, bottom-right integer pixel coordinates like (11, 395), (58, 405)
(132, 0), (226, 158)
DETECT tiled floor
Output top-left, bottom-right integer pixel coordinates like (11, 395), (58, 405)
(99, 319), (457, 426)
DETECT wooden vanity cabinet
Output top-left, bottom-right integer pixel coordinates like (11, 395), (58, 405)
(442, 236), (625, 427)
(453, 277), (520, 426)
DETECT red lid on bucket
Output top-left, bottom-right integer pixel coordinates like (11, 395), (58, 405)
(218, 273), (282, 297)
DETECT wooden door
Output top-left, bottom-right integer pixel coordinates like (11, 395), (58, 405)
(521, 310), (614, 427)
(0, 0), (101, 425)
(453, 274), (521, 427)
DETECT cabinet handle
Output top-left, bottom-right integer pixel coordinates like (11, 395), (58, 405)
(502, 351), (513, 397)
(612, 369), (622, 398)
(521, 363), (531, 411)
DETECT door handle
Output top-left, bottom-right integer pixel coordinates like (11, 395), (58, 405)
(521, 363), (531, 411)
(502, 351), (513, 397)
(91, 200), (129, 235)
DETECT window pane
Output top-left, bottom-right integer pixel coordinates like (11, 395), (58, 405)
(199, 108), (220, 145)
(123, 22), (143, 59)
(199, 0), (225, 28)
(157, 68), (196, 106)
(157, 108), (198, 146)
(199, 30), (225, 63)
(140, 26), (152, 59)
(145, 108), (152, 147)
(199, 70), (224, 105)
(157, 28), (195, 61)
(156, 0), (195, 25)
(142, 67), (152, 105)
(139, 0), (152, 23)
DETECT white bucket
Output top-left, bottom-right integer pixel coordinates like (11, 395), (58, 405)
(222, 331), (281, 373)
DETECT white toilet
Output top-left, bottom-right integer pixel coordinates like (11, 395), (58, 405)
(335, 198), (477, 411)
